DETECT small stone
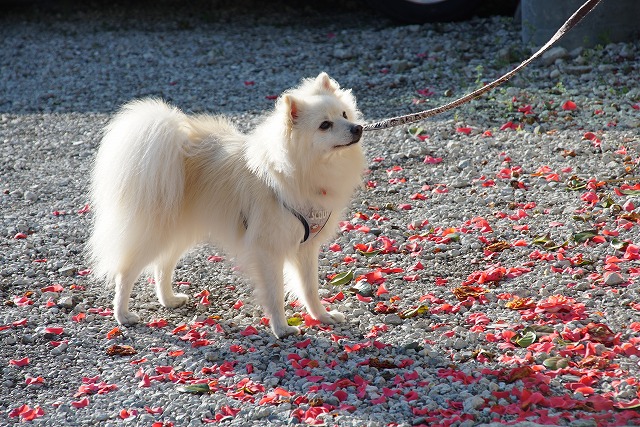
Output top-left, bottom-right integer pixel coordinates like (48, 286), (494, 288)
(451, 178), (470, 188)
(453, 338), (467, 350)
(353, 281), (373, 297)
(58, 266), (77, 277)
(250, 407), (271, 420)
(93, 412), (109, 422)
(457, 159), (471, 169)
(204, 351), (220, 362)
(463, 395), (485, 412)
(404, 341), (421, 351)
(390, 60), (411, 73)
(333, 48), (353, 60)
(384, 314), (403, 326)
(564, 65), (593, 75)
(23, 191), (37, 201)
(12, 278), (29, 286)
(619, 44), (632, 58)
(604, 272), (625, 286)
(57, 296), (76, 309)
(369, 228), (382, 236)
(542, 46), (568, 66)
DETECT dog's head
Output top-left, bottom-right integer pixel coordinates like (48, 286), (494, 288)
(277, 73), (363, 158)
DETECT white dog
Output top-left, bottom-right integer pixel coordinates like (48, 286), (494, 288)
(88, 73), (365, 338)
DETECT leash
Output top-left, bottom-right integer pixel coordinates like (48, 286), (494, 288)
(363, 0), (602, 132)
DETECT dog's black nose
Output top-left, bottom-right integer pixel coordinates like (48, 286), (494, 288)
(350, 124), (363, 138)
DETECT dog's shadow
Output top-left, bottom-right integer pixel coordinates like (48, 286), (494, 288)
(115, 309), (459, 426)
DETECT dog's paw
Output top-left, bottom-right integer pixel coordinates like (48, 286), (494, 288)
(115, 311), (140, 325)
(272, 324), (301, 339)
(316, 309), (346, 325)
(160, 293), (189, 309)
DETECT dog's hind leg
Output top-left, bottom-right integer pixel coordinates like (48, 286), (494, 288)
(290, 244), (346, 325)
(153, 250), (190, 309)
(114, 264), (146, 325)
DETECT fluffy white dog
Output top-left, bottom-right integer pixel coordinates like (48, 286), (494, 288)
(88, 73), (365, 338)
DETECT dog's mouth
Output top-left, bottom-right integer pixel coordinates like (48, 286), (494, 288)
(333, 138), (361, 149)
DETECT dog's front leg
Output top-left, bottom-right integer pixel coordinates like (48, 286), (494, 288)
(248, 249), (301, 339)
(292, 244), (346, 325)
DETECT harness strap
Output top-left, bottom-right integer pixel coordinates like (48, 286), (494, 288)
(285, 205), (311, 243)
(241, 205), (331, 244)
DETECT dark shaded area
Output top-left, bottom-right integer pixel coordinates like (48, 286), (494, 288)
(1, 0), (519, 24)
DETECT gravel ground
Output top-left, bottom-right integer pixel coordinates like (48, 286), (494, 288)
(2, 1), (640, 426)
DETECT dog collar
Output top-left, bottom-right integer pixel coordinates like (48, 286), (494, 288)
(285, 205), (331, 243)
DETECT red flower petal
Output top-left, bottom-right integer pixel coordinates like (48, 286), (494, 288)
(71, 397), (89, 409)
(295, 338), (311, 349)
(9, 357), (29, 367)
(356, 293), (372, 303)
(423, 156), (442, 164)
(240, 325), (259, 336)
(106, 327), (122, 340)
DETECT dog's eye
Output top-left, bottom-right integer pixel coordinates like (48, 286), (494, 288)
(342, 112), (348, 119)
(319, 121), (333, 130)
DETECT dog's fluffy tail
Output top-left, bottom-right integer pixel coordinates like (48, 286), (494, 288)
(88, 99), (187, 279)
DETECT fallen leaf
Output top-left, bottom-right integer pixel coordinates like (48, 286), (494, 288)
(106, 345), (137, 356)
(329, 270), (354, 286)
(511, 329), (537, 348)
(543, 356), (570, 370)
(398, 304), (429, 319)
(452, 286), (487, 301)
(572, 230), (598, 243)
(486, 241), (510, 252)
(178, 383), (211, 394)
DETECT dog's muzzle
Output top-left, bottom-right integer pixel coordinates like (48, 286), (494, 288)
(350, 124), (363, 143)
(334, 124), (363, 149)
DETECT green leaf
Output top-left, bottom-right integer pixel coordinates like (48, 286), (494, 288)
(566, 177), (587, 191)
(287, 316), (303, 326)
(408, 127), (425, 136)
(329, 270), (354, 286)
(572, 230), (598, 243)
(601, 196), (616, 208)
(178, 383), (211, 394)
(543, 356), (569, 370)
(619, 189), (640, 196)
(445, 232), (460, 242)
(532, 234), (563, 250)
(399, 304), (429, 319)
(611, 238), (629, 251)
(575, 257), (594, 266)
(358, 249), (381, 257)
(527, 325), (555, 335)
(511, 329), (537, 348)
(532, 234), (552, 246)
(614, 400), (640, 410)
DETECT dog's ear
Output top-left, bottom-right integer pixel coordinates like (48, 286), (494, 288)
(315, 72), (338, 93)
(281, 94), (299, 124)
